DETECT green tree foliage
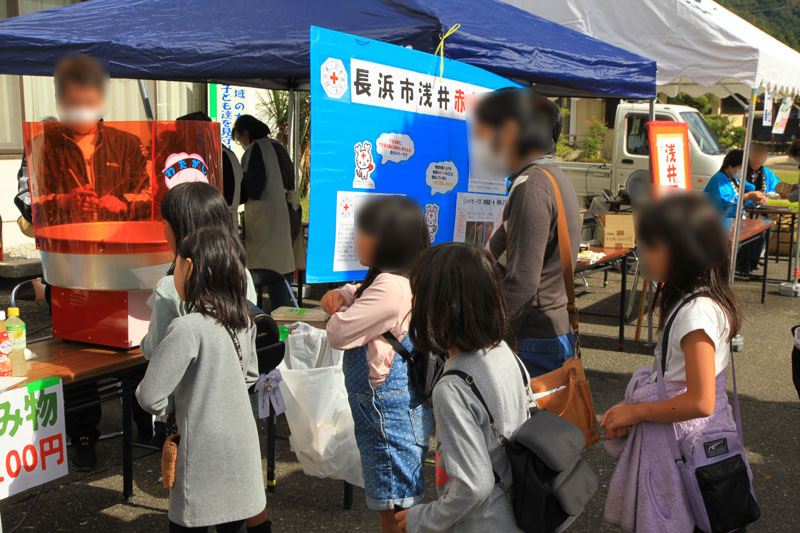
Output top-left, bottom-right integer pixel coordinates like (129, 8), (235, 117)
(718, 0), (800, 51)
(579, 120), (608, 163)
(704, 114), (747, 149)
(257, 90), (312, 198)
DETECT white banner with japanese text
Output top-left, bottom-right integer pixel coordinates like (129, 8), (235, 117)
(0, 377), (68, 500)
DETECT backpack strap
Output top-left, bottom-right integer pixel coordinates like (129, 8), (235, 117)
(440, 369), (507, 445)
(382, 331), (412, 361)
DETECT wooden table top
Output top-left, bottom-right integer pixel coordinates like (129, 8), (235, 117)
(746, 206), (797, 215)
(576, 247), (633, 271)
(735, 219), (775, 242)
(10, 338), (145, 390)
(274, 318), (328, 330)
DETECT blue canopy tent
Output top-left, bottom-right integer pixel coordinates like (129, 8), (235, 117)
(0, 0), (656, 98)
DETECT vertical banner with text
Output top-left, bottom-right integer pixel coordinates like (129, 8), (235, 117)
(647, 121), (692, 193)
(308, 26), (517, 283)
(0, 378), (68, 500)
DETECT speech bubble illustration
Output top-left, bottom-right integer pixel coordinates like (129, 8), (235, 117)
(376, 133), (415, 164)
(426, 161), (459, 195)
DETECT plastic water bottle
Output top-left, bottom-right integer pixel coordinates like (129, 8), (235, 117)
(0, 311), (11, 377)
(7, 307), (26, 377)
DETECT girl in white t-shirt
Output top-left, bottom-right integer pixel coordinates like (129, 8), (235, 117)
(601, 193), (744, 531)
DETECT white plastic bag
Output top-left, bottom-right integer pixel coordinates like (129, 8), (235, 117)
(278, 322), (364, 487)
(282, 322), (343, 370)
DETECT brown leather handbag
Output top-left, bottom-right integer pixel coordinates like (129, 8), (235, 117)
(524, 168), (600, 448)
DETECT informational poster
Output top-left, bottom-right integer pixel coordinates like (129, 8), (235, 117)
(762, 86), (773, 127)
(308, 26), (517, 282)
(453, 193), (507, 247)
(208, 84), (260, 153)
(646, 121), (691, 192)
(772, 97), (793, 135)
(0, 378), (68, 500)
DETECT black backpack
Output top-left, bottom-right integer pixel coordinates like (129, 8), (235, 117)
(442, 356), (597, 532)
(382, 332), (446, 398)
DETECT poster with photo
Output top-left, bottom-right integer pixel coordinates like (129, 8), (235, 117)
(453, 192), (507, 247)
(308, 27), (517, 283)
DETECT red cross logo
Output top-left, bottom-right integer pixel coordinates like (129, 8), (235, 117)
(343, 203), (349, 212)
(330, 72), (338, 85)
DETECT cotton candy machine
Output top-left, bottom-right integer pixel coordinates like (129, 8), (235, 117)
(23, 120), (222, 348)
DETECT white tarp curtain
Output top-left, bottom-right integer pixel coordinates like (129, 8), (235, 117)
(506, 0), (800, 98)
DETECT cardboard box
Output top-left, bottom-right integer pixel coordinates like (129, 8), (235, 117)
(596, 213), (636, 249)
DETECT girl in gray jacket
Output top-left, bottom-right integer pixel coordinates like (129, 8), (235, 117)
(137, 227), (269, 533)
(396, 243), (527, 533)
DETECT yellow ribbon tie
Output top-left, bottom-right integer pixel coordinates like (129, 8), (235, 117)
(434, 23), (461, 80)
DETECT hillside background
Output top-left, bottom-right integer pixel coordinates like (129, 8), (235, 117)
(719, 0), (800, 50)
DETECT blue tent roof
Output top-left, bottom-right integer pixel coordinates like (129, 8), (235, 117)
(0, 0), (656, 98)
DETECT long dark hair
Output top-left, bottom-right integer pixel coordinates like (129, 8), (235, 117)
(177, 227), (252, 331)
(410, 243), (508, 355)
(637, 193), (741, 339)
(474, 87), (562, 157)
(232, 114), (270, 143)
(161, 182), (235, 274)
(354, 196), (429, 299)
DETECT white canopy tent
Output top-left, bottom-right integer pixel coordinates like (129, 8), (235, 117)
(509, 0), (800, 285)
(507, 0), (800, 98)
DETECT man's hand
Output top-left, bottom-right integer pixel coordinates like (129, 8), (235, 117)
(321, 290), (345, 315)
(96, 194), (128, 215)
(56, 186), (97, 212)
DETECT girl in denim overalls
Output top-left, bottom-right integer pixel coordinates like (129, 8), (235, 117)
(323, 196), (434, 533)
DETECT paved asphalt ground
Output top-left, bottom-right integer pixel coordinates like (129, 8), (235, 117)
(1, 262), (798, 532)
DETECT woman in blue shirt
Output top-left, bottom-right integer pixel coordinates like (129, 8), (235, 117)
(704, 149), (767, 275)
(704, 149), (766, 222)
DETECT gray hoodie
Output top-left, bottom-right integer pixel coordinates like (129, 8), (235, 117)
(406, 342), (527, 532)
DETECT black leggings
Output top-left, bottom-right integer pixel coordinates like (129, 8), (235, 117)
(169, 520), (245, 533)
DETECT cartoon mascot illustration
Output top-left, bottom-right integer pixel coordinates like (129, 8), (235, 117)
(424, 203), (439, 243)
(353, 141), (376, 189)
(163, 152), (210, 189)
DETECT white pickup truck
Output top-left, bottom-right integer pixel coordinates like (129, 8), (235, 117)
(559, 102), (726, 204)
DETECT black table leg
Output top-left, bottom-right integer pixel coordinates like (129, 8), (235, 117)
(266, 411), (276, 493)
(297, 270), (305, 308)
(121, 379), (133, 501)
(762, 229), (771, 304)
(343, 481), (353, 510)
(775, 215), (782, 264)
(618, 254), (627, 352)
(789, 214), (796, 282)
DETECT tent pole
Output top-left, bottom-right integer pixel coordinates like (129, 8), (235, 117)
(287, 88), (295, 156)
(722, 84), (749, 110)
(648, 99), (655, 122)
(138, 80), (154, 120)
(729, 87), (758, 284)
(292, 90), (301, 190)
